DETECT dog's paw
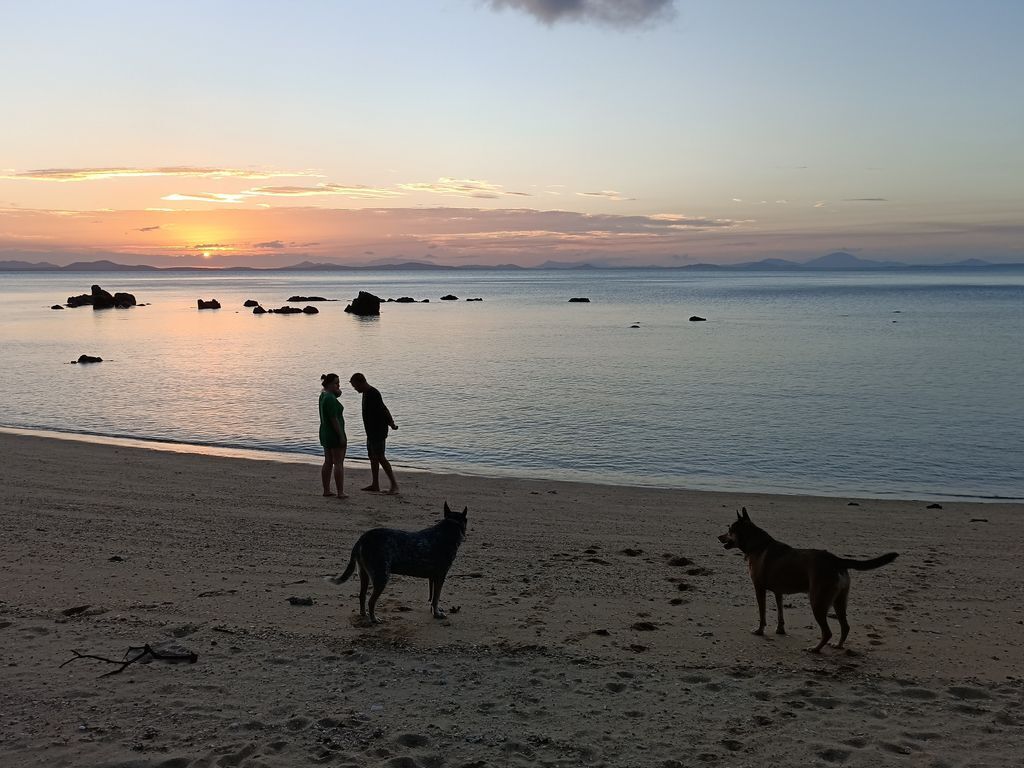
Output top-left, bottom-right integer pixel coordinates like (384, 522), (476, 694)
(432, 610), (447, 620)
(751, 627), (765, 636)
(775, 627), (786, 635)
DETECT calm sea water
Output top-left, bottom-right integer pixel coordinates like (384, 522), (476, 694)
(1, 268), (1022, 500)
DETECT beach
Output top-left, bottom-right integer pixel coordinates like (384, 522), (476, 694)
(2, 431), (1022, 767)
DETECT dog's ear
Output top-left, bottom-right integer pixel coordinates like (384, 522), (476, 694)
(736, 510), (742, 520)
(741, 507), (750, 520)
(444, 500), (452, 515)
(461, 506), (468, 519)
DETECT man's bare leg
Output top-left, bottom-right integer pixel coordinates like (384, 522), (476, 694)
(379, 455), (399, 494)
(362, 457), (381, 492)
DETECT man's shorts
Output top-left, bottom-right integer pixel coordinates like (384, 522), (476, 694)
(366, 434), (387, 458)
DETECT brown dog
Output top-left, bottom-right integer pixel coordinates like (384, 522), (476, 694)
(718, 508), (897, 652)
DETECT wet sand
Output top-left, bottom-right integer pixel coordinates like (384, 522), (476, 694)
(1, 431), (1022, 767)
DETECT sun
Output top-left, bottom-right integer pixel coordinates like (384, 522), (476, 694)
(202, 251), (211, 259)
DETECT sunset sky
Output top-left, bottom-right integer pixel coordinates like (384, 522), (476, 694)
(2, 0), (1022, 267)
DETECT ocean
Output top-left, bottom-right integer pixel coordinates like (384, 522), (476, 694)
(1, 268), (1022, 500)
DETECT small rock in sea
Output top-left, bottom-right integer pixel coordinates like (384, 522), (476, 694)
(466, 297), (483, 302)
(91, 285), (116, 310)
(630, 324), (639, 328)
(440, 294), (458, 301)
(344, 291), (382, 316)
(252, 305), (267, 314)
(288, 296), (327, 302)
(51, 305), (64, 310)
(568, 297), (590, 303)
(689, 315), (707, 322)
(197, 299), (221, 310)
(395, 297), (417, 303)
(927, 503), (943, 509)
(302, 306), (319, 314)
(113, 292), (136, 308)
(269, 306), (303, 315)
(420, 299), (430, 303)
(287, 596), (314, 606)
(243, 299), (260, 307)
(75, 354), (103, 364)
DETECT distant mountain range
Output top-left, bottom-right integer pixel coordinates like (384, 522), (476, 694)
(1, 252), (1021, 272)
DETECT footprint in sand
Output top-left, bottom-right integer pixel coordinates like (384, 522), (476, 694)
(818, 748), (851, 763)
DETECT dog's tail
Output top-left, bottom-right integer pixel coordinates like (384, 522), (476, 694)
(326, 543), (359, 584)
(838, 552), (898, 571)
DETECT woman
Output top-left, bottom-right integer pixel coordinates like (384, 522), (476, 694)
(319, 373), (348, 498)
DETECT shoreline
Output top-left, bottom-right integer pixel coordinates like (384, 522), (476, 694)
(2, 425), (1017, 504)
(2, 431), (1023, 766)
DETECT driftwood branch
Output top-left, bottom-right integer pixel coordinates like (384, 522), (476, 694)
(60, 644), (198, 678)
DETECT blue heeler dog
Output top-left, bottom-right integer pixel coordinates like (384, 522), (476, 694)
(329, 502), (468, 623)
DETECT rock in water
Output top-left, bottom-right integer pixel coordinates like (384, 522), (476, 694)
(288, 295), (327, 302)
(66, 293), (92, 307)
(441, 294), (459, 301)
(689, 315), (707, 322)
(197, 299), (221, 310)
(243, 299), (260, 307)
(344, 291), (382, 316)
(91, 285), (116, 310)
(395, 296), (417, 303)
(76, 354), (103, 364)
(269, 306), (303, 314)
(568, 297), (590, 303)
(252, 305), (267, 315)
(113, 292), (136, 308)
(302, 305), (319, 314)
(51, 304), (64, 310)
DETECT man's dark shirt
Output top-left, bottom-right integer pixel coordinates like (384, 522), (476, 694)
(362, 386), (389, 437)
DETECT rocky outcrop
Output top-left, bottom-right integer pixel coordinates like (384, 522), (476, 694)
(197, 299), (221, 310)
(269, 306), (303, 314)
(51, 305), (64, 310)
(465, 298), (483, 302)
(344, 291), (382, 316)
(252, 305), (267, 315)
(73, 354), (103, 364)
(91, 285), (116, 309)
(243, 299), (260, 308)
(302, 306), (319, 314)
(395, 297), (417, 303)
(568, 297), (590, 303)
(689, 315), (707, 322)
(440, 294), (458, 301)
(287, 296), (327, 302)
(65, 284), (136, 309)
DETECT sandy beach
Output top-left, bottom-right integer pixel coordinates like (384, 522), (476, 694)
(1, 431), (1022, 767)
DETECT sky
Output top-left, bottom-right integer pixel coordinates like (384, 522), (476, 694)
(1, 0), (1022, 268)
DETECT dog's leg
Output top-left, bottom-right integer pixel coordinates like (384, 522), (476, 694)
(367, 570), (388, 624)
(832, 583), (850, 648)
(752, 584), (767, 636)
(358, 566), (369, 618)
(774, 591), (786, 635)
(808, 588), (833, 652)
(428, 577), (435, 605)
(431, 572), (449, 619)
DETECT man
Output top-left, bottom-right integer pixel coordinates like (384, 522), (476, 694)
(349, 372), (399, 494)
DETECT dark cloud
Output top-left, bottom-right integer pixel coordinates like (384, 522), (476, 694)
(488, 0), (674, 27)
(253, 240), (285, 249)
(192, 243), (226, 249)
(136, 225), (160, 232)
